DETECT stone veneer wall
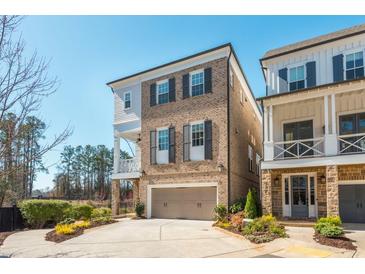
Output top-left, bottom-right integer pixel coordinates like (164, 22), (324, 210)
(326, 165), (339, 216)
(261, 167), (327, 218)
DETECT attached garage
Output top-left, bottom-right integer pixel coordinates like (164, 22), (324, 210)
(150, 185), (217, 220)
(339, 184), (365, 223)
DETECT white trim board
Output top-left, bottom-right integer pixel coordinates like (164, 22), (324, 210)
(147, 182), (218, 219)
(338, 180), (365, 185)
(261, 153), (365, 169)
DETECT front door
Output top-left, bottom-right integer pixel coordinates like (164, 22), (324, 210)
(291, 175), (308, 218)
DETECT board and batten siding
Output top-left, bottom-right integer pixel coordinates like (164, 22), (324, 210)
(265, 33), (365, 95)
(272, 89), (365, 142)
(113, 82), (141, 125)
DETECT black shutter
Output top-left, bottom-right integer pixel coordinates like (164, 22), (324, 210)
(182, 74), (190, 99)
(333, 54), (344, 82)
(150, 130), (157, 165)
(168, 127), (175, 163)
(150, 83), (157, 106)
(204, 67), (212, 93)
(204, 120), (212, 160)
(306, 61), (316, 88)
(169, 78), (176, 102)
(278, 68), (288, 93)
(183, 124), (190, 161)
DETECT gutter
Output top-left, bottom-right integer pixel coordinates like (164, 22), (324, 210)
(227, 48), (232, 207)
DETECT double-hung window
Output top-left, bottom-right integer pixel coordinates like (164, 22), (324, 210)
(158, 129), (169, 151)
(255, 153), (260, 175)
(192, 123), (204, 147)
(248, 145), (253, 172)
(345, 51), (364, 80)
(124, 92), (131, 109)
(289, 65), (305, 91)
(157, 80), (169, 105)
(191, 71), (204, 97)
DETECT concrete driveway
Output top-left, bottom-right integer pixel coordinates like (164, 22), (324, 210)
(0, 219), (362, 258)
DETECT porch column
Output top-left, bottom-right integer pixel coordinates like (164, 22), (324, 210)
(111, 179), (120, 216)
(264, 105), (274, 161)
(261, 169), (273, 215)
(324, 95), (338, 155)
(113, 136), (120, 173)
(326, 165), (339, 216)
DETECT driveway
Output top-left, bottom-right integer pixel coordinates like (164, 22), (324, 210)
(0, 219), (362, 258)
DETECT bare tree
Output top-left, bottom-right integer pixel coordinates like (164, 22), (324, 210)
(0, 16), (72, 206)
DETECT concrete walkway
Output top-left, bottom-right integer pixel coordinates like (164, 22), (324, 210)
(0, 219), (362, 258)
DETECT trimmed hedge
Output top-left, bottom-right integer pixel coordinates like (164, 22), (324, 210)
(64, 204), (94, 220)
(91, 207), (112, 218)
(19, 200), (71, 229)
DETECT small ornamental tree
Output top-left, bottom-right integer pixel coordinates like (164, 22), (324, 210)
(135, 200), (145, 217)
(244, 189), (258, 219)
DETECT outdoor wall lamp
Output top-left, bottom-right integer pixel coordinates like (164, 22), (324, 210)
(217, 163), (224, 172)
(274, 177), (280, 186)
(320, 175), (326, 183)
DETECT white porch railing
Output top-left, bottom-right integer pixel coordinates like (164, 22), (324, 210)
(118, 158), (141, 174)
(273, 137), (325, 160)
(338, 132), (365, 154)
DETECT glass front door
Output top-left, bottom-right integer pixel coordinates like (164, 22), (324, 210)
(291, 175), (308, 218)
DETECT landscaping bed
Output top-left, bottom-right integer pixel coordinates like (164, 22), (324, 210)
(45, 219), (117, 243)
(314, 232), (356, 250)
(0, 232), (15, 246)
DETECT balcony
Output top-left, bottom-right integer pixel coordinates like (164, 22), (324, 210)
(273, 137), (325, 160)
(112, 157), (141, 179)
(338, 132), (365, 155)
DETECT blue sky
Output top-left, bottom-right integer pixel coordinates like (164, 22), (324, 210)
(18, 16), (365, 189)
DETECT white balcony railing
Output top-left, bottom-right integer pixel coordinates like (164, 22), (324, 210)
(118, 158), (141, 174)
(338, 132), (365, 154)
(273, 137), (325, 160)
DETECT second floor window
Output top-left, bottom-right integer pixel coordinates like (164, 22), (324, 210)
(124, 92), (131, 109)
(192, 123), (204, 147)
(248, 145), (253, 172)
(158, 129), (169, 151)
(289, 65), (305, 91)
(191, 71), (204, 97)
(345, 51), (364, 80)
(157, 81), (169, 104)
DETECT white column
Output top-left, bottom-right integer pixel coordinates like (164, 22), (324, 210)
(113, 136), (120, 173)
(264, 106), (269, 143)
(324, 95), (329, 135)
(269, 105), (273, 142)
(331, 94), (337, 135)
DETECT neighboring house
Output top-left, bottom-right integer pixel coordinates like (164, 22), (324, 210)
(107, 44), (262, 220)
(258, 24), (365, 223)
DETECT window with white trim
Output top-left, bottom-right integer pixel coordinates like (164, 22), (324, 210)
(157, 81), (169, 105)
(124, 92), (131, 109)
(191, 71), (204, 97)
(345, 51), (364, 80)
(192, 123), (204, 147)
(255, 153), (260, 175)
(158, 129), (169, 151)
(248, 145), (253, 172)
(289, 65), (305, 91)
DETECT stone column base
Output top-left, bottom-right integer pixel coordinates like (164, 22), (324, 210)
(111, 179), (120, 216)
(261, 169), (273, 215)
(326, 165), (339, 216)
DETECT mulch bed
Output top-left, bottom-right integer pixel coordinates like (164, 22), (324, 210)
(314, 232), (357, 250)
(45, 220), (117, 243)
(0, 232), (15, 246)
(131, 216), (146, 220)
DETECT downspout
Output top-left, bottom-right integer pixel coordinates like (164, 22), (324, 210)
(260, 100), (265, 203)
(227, 48), (232, 207)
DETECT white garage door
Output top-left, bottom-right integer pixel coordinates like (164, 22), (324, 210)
(151, 186), (217, 220)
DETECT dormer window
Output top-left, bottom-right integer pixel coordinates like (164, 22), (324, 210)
(124, 92), (131, 109)
(289, 65), (305, 91)
(345, 51), (364, 80)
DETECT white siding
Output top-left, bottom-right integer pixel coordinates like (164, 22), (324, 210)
(264, 34), (365, 95)
(113, 82), (141, 125)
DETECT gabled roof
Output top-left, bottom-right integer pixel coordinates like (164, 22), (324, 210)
(262, 23), (365, 61)
(106, 43), (231, 86)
